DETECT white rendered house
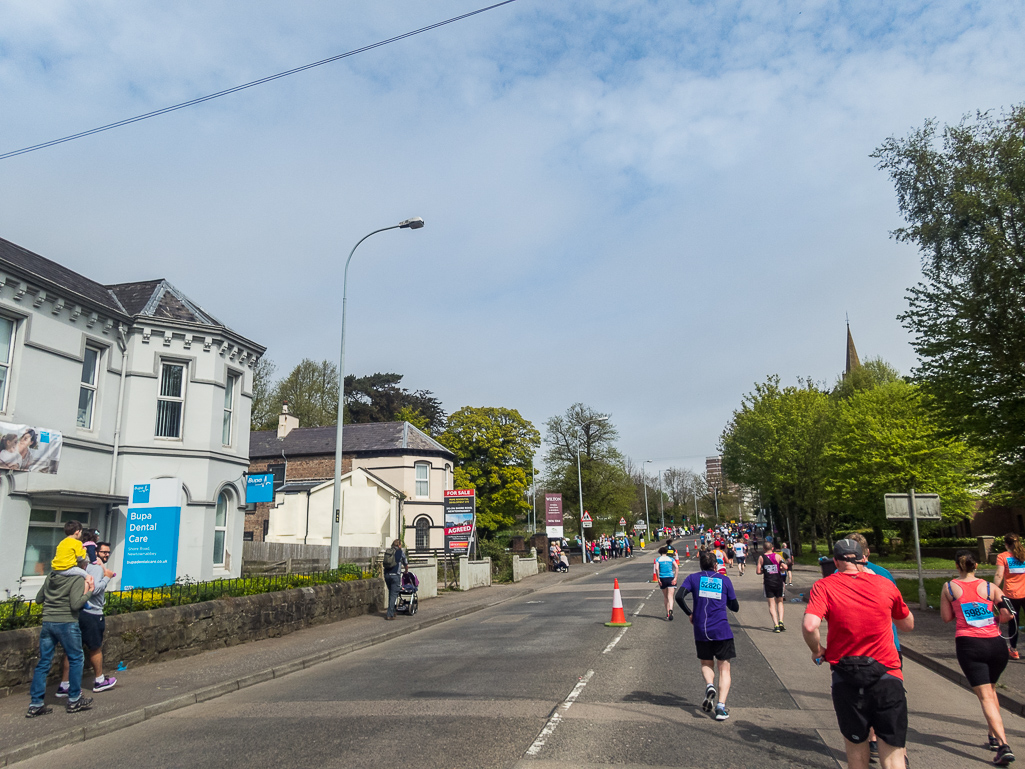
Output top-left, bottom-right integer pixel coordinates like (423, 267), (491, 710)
(0, 236), (264, 597)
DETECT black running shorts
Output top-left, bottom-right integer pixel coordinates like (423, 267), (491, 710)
(695, 637), (736, 661)
(659, 577), (675, 589)
(79, 612), (105, 651)
(763, 581), (785, 599)
(955, 635), (1009, 687)
(831, 672), (907, 747)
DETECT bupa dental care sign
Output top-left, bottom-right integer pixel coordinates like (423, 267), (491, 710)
(121, 478), (183, 589)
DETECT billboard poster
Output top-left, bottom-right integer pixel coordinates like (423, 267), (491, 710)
(545, 493), (564, 539)
(246, 473), (275, 504)
(0, 421), (62, 473)
(121, 478), (182, 588)
(444, 489), (475, 555)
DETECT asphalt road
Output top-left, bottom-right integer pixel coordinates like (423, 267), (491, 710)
(15, 555), (843, 769)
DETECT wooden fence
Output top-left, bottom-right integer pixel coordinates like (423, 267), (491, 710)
(241, 541), (380, 575)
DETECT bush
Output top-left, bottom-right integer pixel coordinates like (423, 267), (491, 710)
(918, 537), (978, 548)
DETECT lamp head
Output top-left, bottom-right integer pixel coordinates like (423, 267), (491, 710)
(399, 217), (425, 229)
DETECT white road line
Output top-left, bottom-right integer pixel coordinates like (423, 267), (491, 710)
(603, 626), (629, 654)
(631, 602), (644, 617)
(523, 669), (595, 757)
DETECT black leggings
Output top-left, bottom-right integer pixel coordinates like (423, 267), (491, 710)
(1009, 597), (1025, 648)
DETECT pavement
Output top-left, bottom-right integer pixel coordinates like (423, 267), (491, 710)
(5, 545), (1025, 767)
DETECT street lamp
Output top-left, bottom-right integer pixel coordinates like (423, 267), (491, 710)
(642, 460), (652, 542)
(576, 415), (608, 564)
(329, 217), (425, 570)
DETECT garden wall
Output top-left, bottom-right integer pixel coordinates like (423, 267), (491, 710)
(458, 557), (492, 590)
(0, 577), (384, 696)
(512, 552), (541, 582)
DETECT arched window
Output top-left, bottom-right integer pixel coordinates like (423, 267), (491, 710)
(214, 491), (229, 566)
(415, 517), (431, 551)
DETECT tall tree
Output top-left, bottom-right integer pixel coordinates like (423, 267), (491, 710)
(272, 359), (339, 429)
(662, 467), (705, 524)
(250, 357), (278, 431)
(437, 407), (541, 536)
(874, 105), (1025, 499)
(344, 373), (446, 433)
(544, 403), (619, 466)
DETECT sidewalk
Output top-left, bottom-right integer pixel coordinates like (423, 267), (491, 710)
(0, 569), (582, 767)
(787, 563), (1025, 717)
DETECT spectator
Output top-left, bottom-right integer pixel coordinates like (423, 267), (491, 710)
(27, 564), (95, 716)
(58, 537), (117, 696)
(383, 539), (408, 620)
(802, 538), (914, 769)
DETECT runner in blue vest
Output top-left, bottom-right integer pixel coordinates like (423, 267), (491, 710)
(654, 546), (679, 621)
(677, 549), (740, 721)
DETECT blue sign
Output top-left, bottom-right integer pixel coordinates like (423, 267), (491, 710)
(122, 478), (182, 588)
(246, 473), (275, 504)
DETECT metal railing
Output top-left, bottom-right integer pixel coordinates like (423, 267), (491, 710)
(0, 563), (372, 632)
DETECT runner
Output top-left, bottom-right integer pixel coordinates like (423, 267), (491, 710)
(993, 533), (1025, 661)
(781, 541), (795, 586)
(654, 546), (678, 621)
(757, 540), (787, 632)
(941, 549), (1015, 765)
(677, 550), (740, 721)
(733, 539), (747, 576)
(713, 543), (729, 576)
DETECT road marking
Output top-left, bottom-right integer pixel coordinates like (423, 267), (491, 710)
(523, 669), (595, 758)
(632, 602), (644, 617)
(603, 626), (628, 654)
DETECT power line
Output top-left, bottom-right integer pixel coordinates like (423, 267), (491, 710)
(0, 0), (520, 161)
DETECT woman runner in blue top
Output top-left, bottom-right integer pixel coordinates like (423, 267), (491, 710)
(677, 550), (740, 721)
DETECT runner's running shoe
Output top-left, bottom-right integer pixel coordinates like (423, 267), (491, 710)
(991, 736), (1002, 751)
(994, 744), (1015, 765)
(772, 624), (782, 633)
(1010, 649), (1020, 660)
(715, 703), (730, 721)
(778, 621), (786, 632)
(702, 684), (716, 713)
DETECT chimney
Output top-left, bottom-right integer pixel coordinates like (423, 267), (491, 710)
(277, 401), (299, 439)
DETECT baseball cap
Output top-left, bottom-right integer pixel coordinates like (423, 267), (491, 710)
(833, 538), (863, 561)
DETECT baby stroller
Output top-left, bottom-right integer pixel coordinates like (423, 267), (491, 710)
(394, 571), (419, 615)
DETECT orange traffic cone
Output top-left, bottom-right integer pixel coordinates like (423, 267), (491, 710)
(605, 578), (633, 627)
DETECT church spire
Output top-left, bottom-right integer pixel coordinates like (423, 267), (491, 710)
(845, 319), (861, 376)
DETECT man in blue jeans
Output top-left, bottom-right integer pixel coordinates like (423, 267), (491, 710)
(383, 538), (408, 620)
(27, 568), (95, 717)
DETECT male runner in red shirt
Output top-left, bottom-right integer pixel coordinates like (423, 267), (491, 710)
(802, 539), (915, 769)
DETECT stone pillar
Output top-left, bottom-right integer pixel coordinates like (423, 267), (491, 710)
(978, 536), (995, 565)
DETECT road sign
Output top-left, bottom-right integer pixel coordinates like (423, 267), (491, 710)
(618, 517), (626, 526)
(582, 520), (592, 528)
(885, 493), (941, 520)
(581, 511), (593, 522)
(635, 521), (647, 530)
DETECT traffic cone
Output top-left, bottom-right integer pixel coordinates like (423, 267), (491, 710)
(605, 578), (633, 627)
(685, 546), (690, 558)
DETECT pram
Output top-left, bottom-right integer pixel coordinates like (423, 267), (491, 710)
(394, 571), (419, 615)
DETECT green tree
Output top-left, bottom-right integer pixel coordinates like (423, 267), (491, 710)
(272, 359), (339, 428)
(831, 357), (902, 401)
(874, 105), (1025, 499)
(438, 407), (541, 536)
(344, 373), (446, 433)
(250, 357), (278, 431)
(824, 380), (985, 532)
(394, 405), (430, 432)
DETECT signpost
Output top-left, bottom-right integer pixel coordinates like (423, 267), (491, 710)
(121, 478), (182, 589)
(245, 473), (275, 504)
(635, 520), (647, 531)
(444, 489), (476, 556)
(885, 490), (940, 610)
(545, 493), (564, 539)
(581, 511), (593, 529)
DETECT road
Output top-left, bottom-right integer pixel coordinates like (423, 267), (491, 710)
(16, 553), (1025, 768)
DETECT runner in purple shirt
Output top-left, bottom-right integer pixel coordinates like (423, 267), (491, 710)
(677, 550), (741, 721)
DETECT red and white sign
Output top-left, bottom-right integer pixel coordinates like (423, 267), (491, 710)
(618, 517), (626, 526)
(445, 489), (475, 498)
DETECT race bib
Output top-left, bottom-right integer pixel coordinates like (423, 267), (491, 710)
(962, 601), (996, 628)
(764, 563), (778, 575)
(699, 576), (723, 599)
(1008, 557), (1025, 574)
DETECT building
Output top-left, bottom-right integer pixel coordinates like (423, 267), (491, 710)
(0, 236), (264, 596)
(247, 409), (456, 551)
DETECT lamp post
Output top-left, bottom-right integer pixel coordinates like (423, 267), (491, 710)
(657, 468), (665, 530)
(329, 217), (425, 570)
(642, 462), (651, 542)
(576, 415), (608, 564)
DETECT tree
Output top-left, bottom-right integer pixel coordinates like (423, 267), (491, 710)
(272, 359), (339, 428)
(831, 357), (902, 401)
(662, 467), (705, 523)
(874, 105), (1025, 499)
(250, 357), (278, 431)
(437, 407), (541, 536)
(344, 373), (446, 434)
(824, 380), (985, 532)
(544, 403), (619, 466)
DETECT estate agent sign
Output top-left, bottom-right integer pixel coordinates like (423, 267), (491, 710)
(121, 478), (182, 588)
(545, 493), (564, 539)
(444, 489), (476, 555)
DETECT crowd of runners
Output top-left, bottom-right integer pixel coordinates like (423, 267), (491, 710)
(653, 524), (1021, 768)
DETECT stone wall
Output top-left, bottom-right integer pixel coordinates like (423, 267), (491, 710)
(458, 557), (492, 591)
(512, 551), (542, 582)
(0, 577), (384, 696)
(407, 556), (438, 599)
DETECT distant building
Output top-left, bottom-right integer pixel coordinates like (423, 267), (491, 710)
(247, 406), (456, 551)
(0, 236), (264, 596)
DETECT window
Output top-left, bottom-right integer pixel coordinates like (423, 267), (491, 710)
(222, 374), (237, 445)
(155, 363), (185, 438)
(415, 462), (430, 497)
(267, 463), (285, 488)
(76, 346), (100, 429)
(0, 316), (14, 410)
(213, 491), (229, 566)
(415, 517), (431, 551)
(22, 509), (90, 577)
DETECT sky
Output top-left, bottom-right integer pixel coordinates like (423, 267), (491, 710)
(1, 0), (1023, 478)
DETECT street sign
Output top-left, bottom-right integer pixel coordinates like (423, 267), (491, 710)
(582, 520), (592, 528)
(635, 521), (647, 530)
(618, 517), (626, 526)
(885, 493), (941, 520)
(581, 511), (593, 522)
